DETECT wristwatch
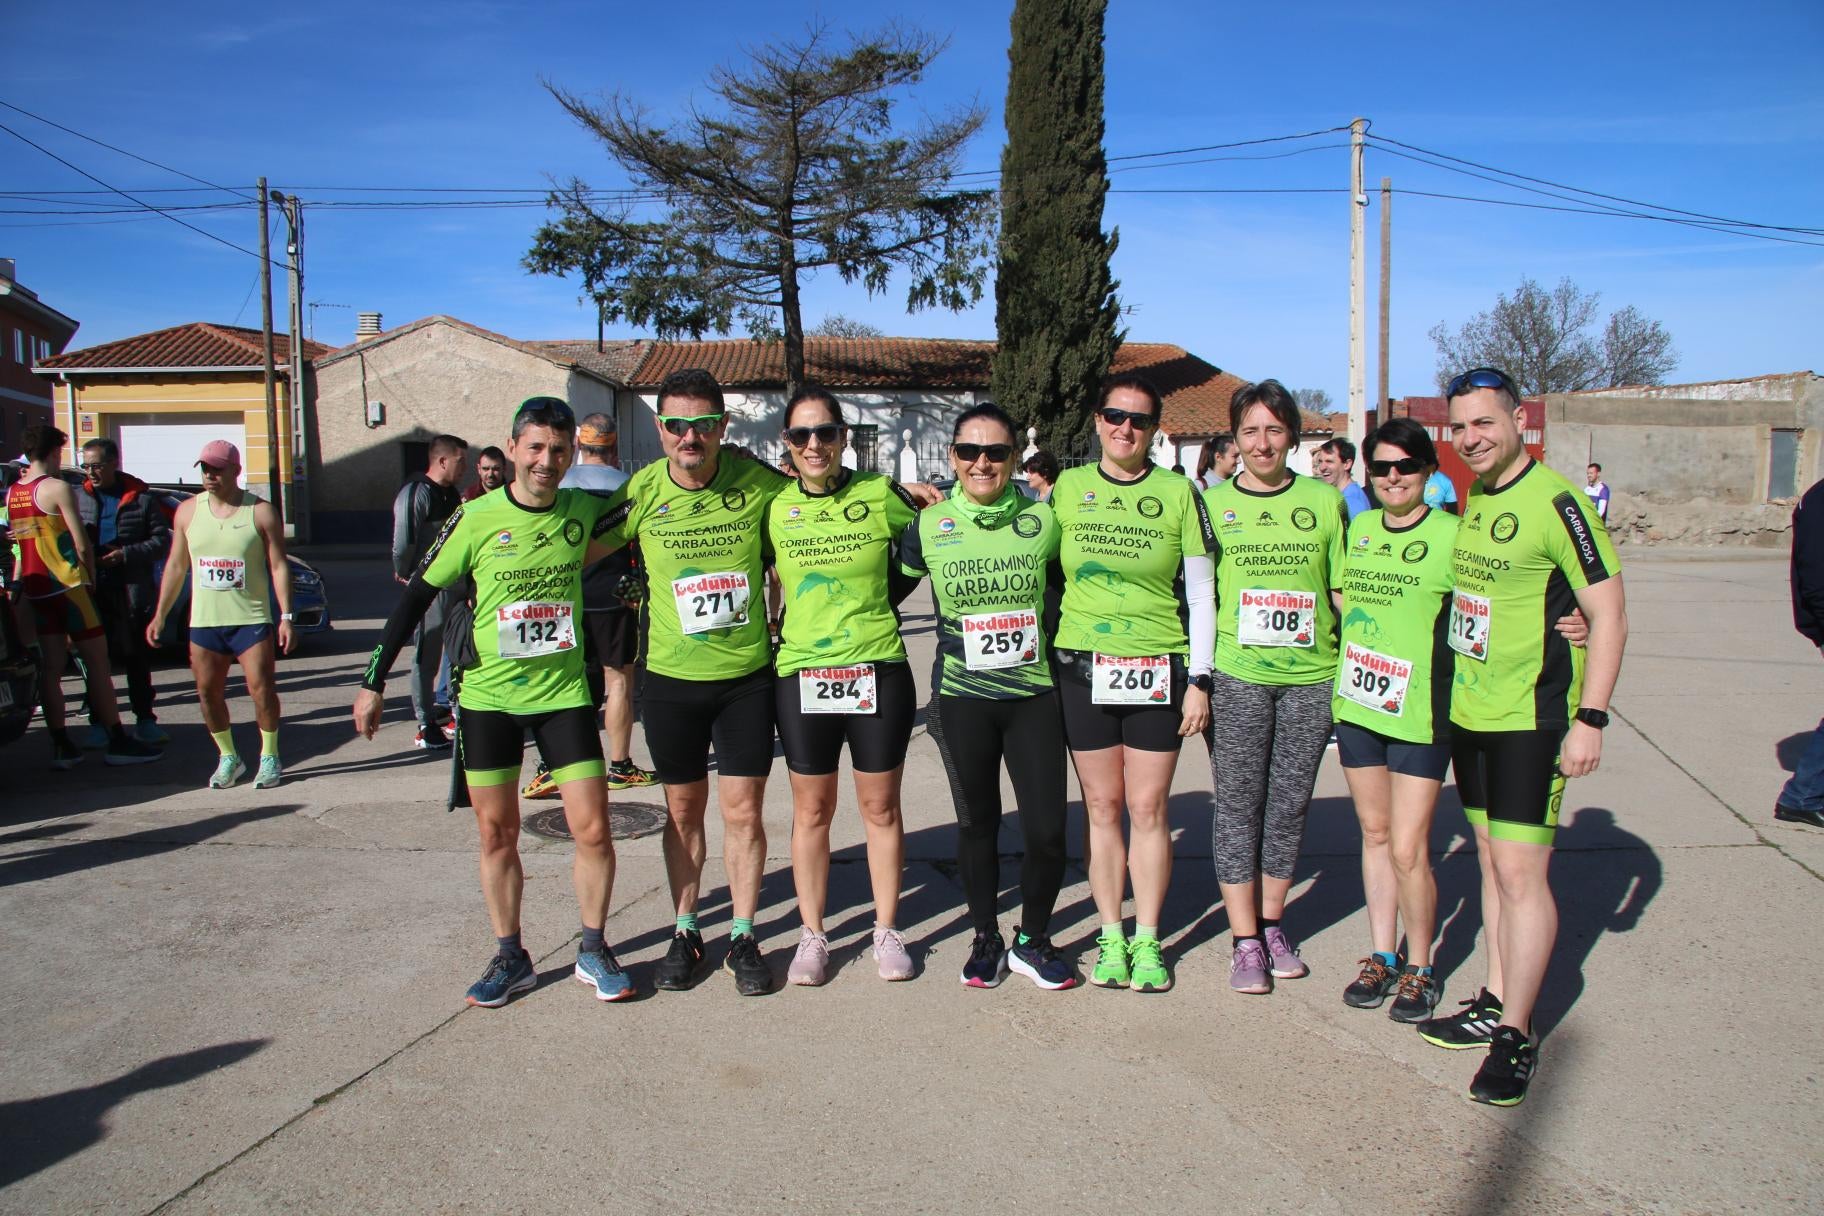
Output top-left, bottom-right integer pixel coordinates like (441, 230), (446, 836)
(1187, 673), (1213, 694)
(279, 612), (295, 622)
(1573, 707), (1609, 729)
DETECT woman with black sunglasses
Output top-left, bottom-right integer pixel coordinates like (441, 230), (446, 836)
(766, 385), (923, 986)
(1049, 374), (1216, 994)
(900, 403), (1076, 989)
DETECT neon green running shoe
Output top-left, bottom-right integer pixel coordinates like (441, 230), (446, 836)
(1128, 935), (1172, 993)
(1089, 930), (1129, 988)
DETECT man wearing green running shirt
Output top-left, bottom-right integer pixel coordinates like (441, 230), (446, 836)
(1418, 367), (1628, 1108)
(353, 396), (637, 1008)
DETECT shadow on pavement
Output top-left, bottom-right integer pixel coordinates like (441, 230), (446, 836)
(1776, 729), (1813, 772)
(0, 804), (300, 889)
(1534, 806), (1661, 1038)
(0, 1039), (268, 1188)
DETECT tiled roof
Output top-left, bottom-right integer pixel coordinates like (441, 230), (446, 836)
(626, 336), (1256, 437)
(39, 322), (330, 372)
(527, 339), (649, 384)
(315, 316), (627, 386)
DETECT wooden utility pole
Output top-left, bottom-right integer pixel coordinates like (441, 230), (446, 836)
(1347, 119), (1367, 471)
(1378, 176), (1391, 423)
(257, 177), (281, 522)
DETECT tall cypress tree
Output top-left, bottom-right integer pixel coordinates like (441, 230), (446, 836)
(991, 0), (1121, 456)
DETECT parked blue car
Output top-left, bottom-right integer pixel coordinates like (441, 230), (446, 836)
(149, 490), (332, 650)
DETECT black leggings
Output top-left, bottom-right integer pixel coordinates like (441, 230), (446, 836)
(927, 691), (1069, 936)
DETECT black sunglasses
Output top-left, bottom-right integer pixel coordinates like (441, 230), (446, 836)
(1445, 368), (1517, 401)
(1098, 406), (1157, 430)
(1367, 457), (1428, 477)
(515, 395), (575, 422)
(952, 442), (1013, 463)
(657, 412), (723, 437)
(782, 423), (843, 448)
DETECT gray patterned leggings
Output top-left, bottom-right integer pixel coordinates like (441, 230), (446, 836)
(1206, 671), (1333, 885)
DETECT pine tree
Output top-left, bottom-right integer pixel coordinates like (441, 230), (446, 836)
(991, 0), (1121, 456)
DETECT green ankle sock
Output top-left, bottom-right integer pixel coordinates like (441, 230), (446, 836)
(210, 729), (236, 759)
(676, 913), (698, 934)
(260, 729), (279, 759)
(731, 916), (754, 940)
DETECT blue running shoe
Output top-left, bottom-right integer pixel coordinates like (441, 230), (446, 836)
(466, 949), (537, 1007)
(575, 945), (636, 1002)
(1008, 932), (1079, 990)
(134, 718), (171, 746)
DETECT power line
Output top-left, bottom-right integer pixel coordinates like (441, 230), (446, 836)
(0, 118), (275, 264)
(0, 99), (259, 202)
(1392, 187), (1824, 249)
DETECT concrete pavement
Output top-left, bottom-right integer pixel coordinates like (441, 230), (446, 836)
(1, 549), (1819, 1214)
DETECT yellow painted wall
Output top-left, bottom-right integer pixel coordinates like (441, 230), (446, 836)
(62, 375), (298, 489)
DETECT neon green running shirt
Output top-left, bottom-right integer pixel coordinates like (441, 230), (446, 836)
(1332, 506), (1460, 743)
(1052, 463), (1213, 658)
(595, 454), (790, 681)
(1448, 460), (1620, 732)
(418, 486), (612, 713)
(766, 470), (919, 677)
(1205, 473), (1346, 687)
(899, 485), (1060, 699)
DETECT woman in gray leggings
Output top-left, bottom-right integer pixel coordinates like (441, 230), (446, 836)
(1202, 380), (1347, 994)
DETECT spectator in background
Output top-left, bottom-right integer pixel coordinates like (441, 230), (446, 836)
(1194, 433), (1238, 491)
(80, 437), (172, 744)
(1585, 462), (1611, 521)
(1313, 437), (1373, 520)
(464, 446), (508, 502)
(1777, 475), (1824, 829)
(1423, 468), (1459, 515)
(1021, 450), (1059, 502)
(391, 434), (467, 749)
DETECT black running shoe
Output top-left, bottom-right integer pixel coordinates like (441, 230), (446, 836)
(104, 732), (164, 767)
(1388, 967), (1441, 1024)
(1417, 988), (1503, 1049)
(653, 928), (707, 991)
(1343, 955), (1403, 1008)
(1007, 932), (1078, 990)
(960, 929), (1008, 988)
(723, 934), (774, 996)
(1469, 1027), (1537, 1106)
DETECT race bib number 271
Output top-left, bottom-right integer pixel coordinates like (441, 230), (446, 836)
(673, 572), (750, 635)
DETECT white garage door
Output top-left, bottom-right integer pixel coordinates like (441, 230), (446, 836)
(117, 417), (246, 487)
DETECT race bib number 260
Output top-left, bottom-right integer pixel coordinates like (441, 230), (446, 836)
(673, 572), (750, 635)
(1092, 653), (1170, 705)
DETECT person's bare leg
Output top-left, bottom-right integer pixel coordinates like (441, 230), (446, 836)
(661, 778), (710, 916)
(1072, 746), (1129, 925)
(72, 632), (122, 728)
(37, 631), (71, 732)
(788, 770), (839, 933)
(236, 637), (280, 731)
(718, 775), (769, 921)
(1488, 836), (1555, 1033)
(1345, 763), (1399, 955)
(558, 774), (614, 930)
(854, 766), (905, 928)
(1121, 747), (1179, 929)
(1388, 773), (1444, 966)
(470, 783), (524, 938)
(602, 664), (635, 764)
(190, 645), (234, 733)
(1471, 818), (1504, 999)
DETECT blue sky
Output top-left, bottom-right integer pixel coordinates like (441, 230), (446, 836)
(4, 0), (1820, 401)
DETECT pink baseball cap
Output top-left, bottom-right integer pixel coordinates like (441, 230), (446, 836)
(196, 440), (241, 470)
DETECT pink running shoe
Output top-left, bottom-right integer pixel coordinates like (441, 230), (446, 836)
(1230, 938), (1271, 994)
(873, 926), (914, 981)
(787, 927), (831, 986)
(1263, 926), (1308, 979)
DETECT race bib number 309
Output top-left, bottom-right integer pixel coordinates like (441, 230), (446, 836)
(799, 664), (877, 714)
(673, 572), (750, 635)
(1092, 653), (1170, 705)
(1338, 642), (1412, 716)
(497, 601), (575, 660)
(960, 609), (1039, 671)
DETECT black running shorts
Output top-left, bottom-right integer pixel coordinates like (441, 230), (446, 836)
(459, 704), (603, 789)
(640, 666), (776, 784)
(773, 659), (916, 775)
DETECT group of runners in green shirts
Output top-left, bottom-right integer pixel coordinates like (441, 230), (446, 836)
(353, 362), (1626, 1108)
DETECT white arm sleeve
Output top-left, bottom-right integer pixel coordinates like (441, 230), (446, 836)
(1183, 553), (1216, 677)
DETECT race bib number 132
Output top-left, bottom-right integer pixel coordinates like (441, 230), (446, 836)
(497, 601), (575, 660)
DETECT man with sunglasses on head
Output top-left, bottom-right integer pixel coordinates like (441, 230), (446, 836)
(354, 396), (636, 1007)
(1418, 366), (1628, 1107)
(591, 368), (796, 995)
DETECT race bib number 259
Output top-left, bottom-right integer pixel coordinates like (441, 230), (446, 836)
(961, 609), (1039, 671)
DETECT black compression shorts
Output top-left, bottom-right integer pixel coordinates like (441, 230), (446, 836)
(459, 704), (603, 789)
(774, 659), (917, 775)
(582, 608), (639, 672)
(1450, 726), (1567, 846)
(641, 666), (776, 784)
(1335, 720), (1452, 781)
(1053, 648), (1187, 754)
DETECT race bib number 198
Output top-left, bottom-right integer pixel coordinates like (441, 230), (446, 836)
(1448, 589), (1491, 661)
(673, 572), (750, 635)
(497, 601), (575, 659)
(961, 609), (1039, 671)
(1091, 653), (1170, 705)
(799, 664), (877, 714)
(195, 556), (246, 590)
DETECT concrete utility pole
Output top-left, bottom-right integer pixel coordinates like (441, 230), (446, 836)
(1347, 119), (1367, 475)
(257, 178), (281, 523)
(272, 190), (305, 538)
(1378, 175), (1391, 422)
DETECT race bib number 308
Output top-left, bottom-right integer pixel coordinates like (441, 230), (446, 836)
(799, 664), (877, 714)
(1092, 653), (1171, 705)
(1338, 642), (1412, 716)
(497, 601), (575, 660)
(195, 556), (246, 590)
(960, 609), (1039, 670)
(1238, 588), (1317, 648)
(1448, 589), (1491, 661)
(673, 572), (750, 635)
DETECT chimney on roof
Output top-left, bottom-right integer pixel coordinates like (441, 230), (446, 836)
(356, 311), (382, 338)
(0, 258), (15, 282)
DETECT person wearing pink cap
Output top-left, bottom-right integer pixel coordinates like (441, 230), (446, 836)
(148, 440), (295, 788)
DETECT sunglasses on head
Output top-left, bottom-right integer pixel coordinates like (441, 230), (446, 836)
(515, 395), (575, 422)
(1445, 368), (1517, 400)
(658, 413), (723, 437)
(1098, 406), (1156, 430)
(952, 442), (1013, 464)
(1368, 457), (1428, 477)
(782, 423), (843, 448)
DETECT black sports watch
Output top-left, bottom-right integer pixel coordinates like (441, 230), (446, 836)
(1187, 673), (1213, 694)
(1574, 707), (1610, 729)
